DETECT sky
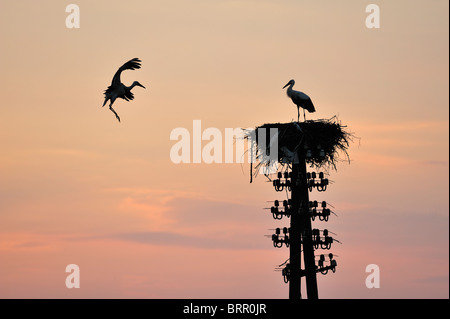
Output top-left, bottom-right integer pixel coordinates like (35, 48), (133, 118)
(0, 0), (448, 298)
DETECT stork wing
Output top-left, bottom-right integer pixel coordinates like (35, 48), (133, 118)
(297, 92), (315, 112)
(123, 90), (135, 101)
(291, 91), (316, 113)
(111, 58), (142, 86)
(303, 97), (315, 113)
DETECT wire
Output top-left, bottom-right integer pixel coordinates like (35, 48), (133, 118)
(278, 258), (290, 267)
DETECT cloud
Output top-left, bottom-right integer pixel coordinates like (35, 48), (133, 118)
(422, 160), (449, 167)
(109, 186), (268, 231)
(110, 230), (269, 250)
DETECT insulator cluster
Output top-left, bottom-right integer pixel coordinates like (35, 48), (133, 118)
(267, 167), (339, 284)
(307, 172), (328, 192)
(309, 200), (333, 221)
(305, 145), (326, 159)
(272, 172), (292, 192)
(315, 253), (337, 275)
(271, 227), (290, 248)
(312, 229), (335, 250)
(270, 199), (291, 219)
(281, 264), (290, 283)
(280, 254), (337, 283)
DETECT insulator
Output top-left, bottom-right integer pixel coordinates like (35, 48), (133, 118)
(328, 253), (334, 260)
(319, 172), (324, 179)
(306, 150), (312, 158)
(283, 227), (288, 234)
(277, 172), (282, 179)
(323, 237), (333, 250)
(284, 207), (291, 214)
(312, 229), (320, 236)
(275, 228), (280, 235)
(283, 171), (289, 179)
(319, 149), (325, 157)
(306, 172), (311, 179)
(323, 229), (328, 236)
(314, 200), (318, 207)
(283, 200), (288, 207)
(321, 201), (326, 208)
(282, 265), (290, 283)
(274, 200), (279, 207)
(311, 172), (316, 179)
(319, 254), (325, 261)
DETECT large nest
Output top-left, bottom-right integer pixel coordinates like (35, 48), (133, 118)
(247, 117), (354, 180)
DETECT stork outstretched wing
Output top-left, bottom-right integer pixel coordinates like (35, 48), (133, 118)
(110, 58), (142, 87)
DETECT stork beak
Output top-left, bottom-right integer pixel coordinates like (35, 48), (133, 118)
(282, 82), (289, 89)
(138, 83), (146, 89)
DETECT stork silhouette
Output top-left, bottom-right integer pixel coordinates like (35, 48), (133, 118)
(103, 58), (145, 122)
(283, 79), (315, 122)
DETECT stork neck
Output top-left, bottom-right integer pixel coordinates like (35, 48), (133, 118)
(286, 83), (294, 95)
(127, 82), (138, 90)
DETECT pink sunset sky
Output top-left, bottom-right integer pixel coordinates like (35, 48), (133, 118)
(0, 1), (448, 298)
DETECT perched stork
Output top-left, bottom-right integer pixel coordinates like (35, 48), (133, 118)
(283, 79), (315, 122)
(103, 58), (145, 122)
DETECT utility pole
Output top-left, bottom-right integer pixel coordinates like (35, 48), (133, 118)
(266, 142), (338, 299)
(289, 153), (318, 299)
(254, 119), (349, 299)
(297, 152), (318, 299)
(288, 162), (302, 299)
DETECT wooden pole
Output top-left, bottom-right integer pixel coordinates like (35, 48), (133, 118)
(289, 153), (319, 299)
(298, 153), (318, 299)
(289, 162), (302, 299)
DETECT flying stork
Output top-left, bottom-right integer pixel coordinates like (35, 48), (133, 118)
(102, 58), (146, 122)
(283, 79), (315, 122)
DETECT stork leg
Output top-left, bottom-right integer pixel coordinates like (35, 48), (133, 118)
(297, 107), (300, 122)
(303, 109), (306, 122)
(109, 104), (121, 122)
